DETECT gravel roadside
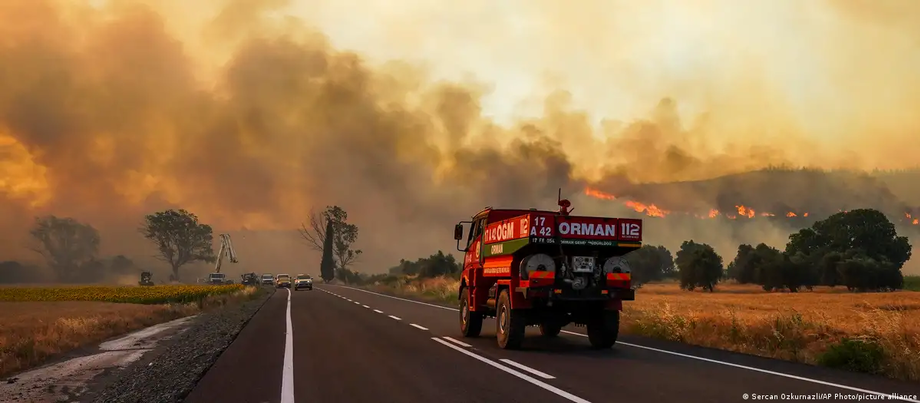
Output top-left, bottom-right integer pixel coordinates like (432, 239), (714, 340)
(88, 287), (275, 403)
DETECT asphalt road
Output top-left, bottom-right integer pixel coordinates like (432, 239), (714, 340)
(186, 285), (920, 403)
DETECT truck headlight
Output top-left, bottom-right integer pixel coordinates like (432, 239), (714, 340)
(520, 253), (555, 280)
(603, 257), (630, 274)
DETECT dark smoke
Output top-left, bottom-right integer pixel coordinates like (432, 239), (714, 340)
(1, 0), (919, 280)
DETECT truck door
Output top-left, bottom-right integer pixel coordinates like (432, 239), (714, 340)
(463, 218), (486, 271)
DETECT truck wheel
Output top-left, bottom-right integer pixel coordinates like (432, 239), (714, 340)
(539, 323), (562, 337)
(587, 310), (620, 349)
(496, 290), (525, 350)
(460, 287), (482, 337)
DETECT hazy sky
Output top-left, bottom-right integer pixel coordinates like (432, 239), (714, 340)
(3, 0), (920, 274)
(274, 0), (920, 142)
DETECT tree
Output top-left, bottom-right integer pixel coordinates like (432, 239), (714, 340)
(140, 209), (216, 282)
(785, 209), (910, 291)
(29, 215), (101, 282)
(299, 206), (362, 271)
(625, 245), (675, 286)
(388, 251), (463, 279)
(675, 240), (723, 292)
(727, 244), (757, 284)
(108, 255), (135, 274)
(320, 218), (336, 283)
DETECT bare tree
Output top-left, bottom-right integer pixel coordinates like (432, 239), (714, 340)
(299, 206), (362, 271)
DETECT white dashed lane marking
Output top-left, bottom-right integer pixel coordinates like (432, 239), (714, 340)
(441, 336), (472, 348)
(500, 359), (556, 379)
(431, 338), (590, 403)
(321, 288), (435, 337)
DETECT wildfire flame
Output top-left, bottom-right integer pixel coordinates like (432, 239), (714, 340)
(584, 188), (617, 200)
(736, 205), (755, 218)
(583, 186), (913, 224)
(624, 201), (668, 217)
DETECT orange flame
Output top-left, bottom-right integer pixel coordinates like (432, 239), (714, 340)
(736, 205), (755, 218)
(582, 186), (909, 225)
(584, 187), (616, 200)
(624, 201), (668, 217)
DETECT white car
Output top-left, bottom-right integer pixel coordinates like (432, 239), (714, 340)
(261, 274), (274, 285)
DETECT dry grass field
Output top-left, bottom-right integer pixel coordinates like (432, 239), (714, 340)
(366, 277), (920, 382)
(0, 285), (262, 379)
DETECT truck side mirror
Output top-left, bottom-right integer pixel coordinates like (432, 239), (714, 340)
(453, 223), (464, 240)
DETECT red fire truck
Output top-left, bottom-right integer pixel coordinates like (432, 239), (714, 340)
(453, 191), (640, 350)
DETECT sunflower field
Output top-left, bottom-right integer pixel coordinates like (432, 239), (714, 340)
(0, 284), (246, 304)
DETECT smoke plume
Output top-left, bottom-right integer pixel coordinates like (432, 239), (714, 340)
(1, 0), (920, 279)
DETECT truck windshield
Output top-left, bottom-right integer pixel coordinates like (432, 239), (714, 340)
(209, 274), (225, 279)
(297, 275), (310, 279)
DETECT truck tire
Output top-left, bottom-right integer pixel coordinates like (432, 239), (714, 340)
(587, 310), (620, 349)
(496, 290), (525, 350)
(539, 323), (562, 337)
(460, 287), (483, 337)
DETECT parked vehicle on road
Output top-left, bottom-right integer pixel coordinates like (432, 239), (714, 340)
(294, 274), (313, 291)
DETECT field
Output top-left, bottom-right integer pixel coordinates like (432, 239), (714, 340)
(0, 284), (245, 304)
(365, 277), (920, 382)
(0, 284), (261, 379)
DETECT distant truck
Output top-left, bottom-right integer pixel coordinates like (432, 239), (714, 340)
(453, 190), (640, 350)
(241, 272), (259, 286)
(206, 273), (233, 285)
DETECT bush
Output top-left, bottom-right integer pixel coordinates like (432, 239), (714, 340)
(817, 338), (885, 374)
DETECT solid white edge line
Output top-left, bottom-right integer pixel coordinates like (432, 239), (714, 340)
(326, 285), (920, 402)
(432, 338), (590, 403)
(362, 305), (370, 308)
(388, 315), (402, 321)
(373, 309), (383, 314)
(557, 330), (920, 402)
(499, 359), (556, 379)
(441, 336), (472, 348)
(410, 323), (429, 330)
(281, 288), (295, 403)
